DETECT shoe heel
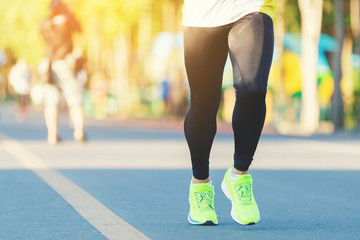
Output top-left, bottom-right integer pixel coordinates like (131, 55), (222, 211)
(221, 180), (231, 200)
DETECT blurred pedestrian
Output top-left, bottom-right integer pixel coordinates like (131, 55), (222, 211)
(39, 0), (85, 144)
(9, 58), (32, 122)
(183, 0), (276, 225)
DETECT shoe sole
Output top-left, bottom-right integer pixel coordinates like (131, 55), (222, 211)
(188, 213), (218, 225)
(221, 179), (260, 225)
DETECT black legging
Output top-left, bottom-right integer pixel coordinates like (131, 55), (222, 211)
(184, 12), (274, 180)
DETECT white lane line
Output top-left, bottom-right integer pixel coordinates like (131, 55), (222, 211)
(0, 137), (150, 240)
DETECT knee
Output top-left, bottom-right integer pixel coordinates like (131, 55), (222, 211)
(234, 85), (267, 110)
(190, 92), (221, 117)
(44, 84), (61, 109)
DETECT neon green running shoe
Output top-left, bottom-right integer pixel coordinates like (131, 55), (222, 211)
(221, 166), (260, 225)
(188, 179), (218, 225)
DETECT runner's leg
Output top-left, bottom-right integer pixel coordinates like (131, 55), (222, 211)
(183, 25), (229, 180)
(228, 12), (274, 171)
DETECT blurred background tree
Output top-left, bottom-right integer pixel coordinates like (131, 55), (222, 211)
(298, 0), (323, 134)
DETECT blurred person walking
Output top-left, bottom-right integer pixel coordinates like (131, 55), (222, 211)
(39, 0), (85, 145)
(183, 0), (276, 225)
(9, 58), (32, 122)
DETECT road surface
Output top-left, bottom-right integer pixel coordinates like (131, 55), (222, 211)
(0, 103), (359, 240)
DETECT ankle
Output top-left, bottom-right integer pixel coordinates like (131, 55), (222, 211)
(231, 167), (248, 175)
(192, 177), (211, 184)
(73, 130), (84, 139)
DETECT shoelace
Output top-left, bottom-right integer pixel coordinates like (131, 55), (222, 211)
(234, 183), (252, 203)
(194, 190), (215, 210)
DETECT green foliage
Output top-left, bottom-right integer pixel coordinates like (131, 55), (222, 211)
(322, 0), (352, 36)
(284, 0), (301, 33)
(73, 0), (149, 44)
(0, 0), (49, 65)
